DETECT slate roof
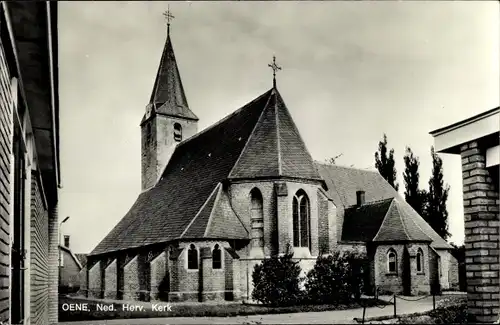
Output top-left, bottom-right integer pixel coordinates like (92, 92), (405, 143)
(341, 198), (394, 242)
(91, 87), (321, 256)
(315, 163), (398, 209)
(229, 91), (321, 180)
(143, 32), (198, 123)
(316, 163), (452, 249)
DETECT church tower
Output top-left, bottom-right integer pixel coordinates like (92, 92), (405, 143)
(140, 10), (199, 190)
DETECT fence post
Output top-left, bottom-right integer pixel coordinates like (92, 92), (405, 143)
(432, 294), (435, 310)
(393, 294), (397, 318)
(362, 305), (366, 324)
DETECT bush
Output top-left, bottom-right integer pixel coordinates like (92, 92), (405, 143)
(305, 251), (366, 304)
(429, 303), (467, 324)
(251, 251), (303, 307)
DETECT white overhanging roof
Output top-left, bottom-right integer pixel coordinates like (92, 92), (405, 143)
(429, 107), (500, 154)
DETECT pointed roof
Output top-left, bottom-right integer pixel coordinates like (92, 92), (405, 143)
(229, 89), (322, 180)
(143, 31), (198, 123)
(90, 89), (273, 256)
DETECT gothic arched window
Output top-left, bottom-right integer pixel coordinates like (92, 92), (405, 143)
(416, 248), (423, 272)
(292, 190), (310, 249)
(250, 188), (265, 251)
(250, 188), (264, 219)
(174, 123), (182, 142)
(187, 244), (198, 270)
(212, 244), (222, 269)
(387, 249), (397, 273)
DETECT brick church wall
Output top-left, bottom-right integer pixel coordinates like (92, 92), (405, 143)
(200, 248), (225, 301)
(407, 244), (430, 295)
(461, 140), (499, 323)
(230, 182), (277, 256)
(374, 244), (405, 294)
(88, 261), (102, 298)
(104, 259), (117, 299)
(169, 245), (200, 302)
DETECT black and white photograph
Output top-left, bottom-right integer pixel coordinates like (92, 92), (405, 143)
(0, 1), (499, 324)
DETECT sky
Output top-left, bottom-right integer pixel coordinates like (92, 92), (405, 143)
(58, 1), (500, 254)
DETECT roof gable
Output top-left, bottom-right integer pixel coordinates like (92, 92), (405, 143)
(90, 90), (272, 256)
(59, 245), (83, 270)
(229, 89), (321, 180)
(342, 198), (393, 242)
(204, 187), (249, 239)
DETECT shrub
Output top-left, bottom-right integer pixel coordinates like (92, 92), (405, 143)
(251, 251), (303, 307)
(305, 251), (366, 304)
(429, 303), (467, 324)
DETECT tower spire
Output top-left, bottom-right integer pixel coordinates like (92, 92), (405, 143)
(163, 5), (175, 35)
(268, 55), (282, 88)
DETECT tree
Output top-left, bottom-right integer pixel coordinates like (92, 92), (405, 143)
(375, 134), (399, 191)
(403, 147), (426, 216)
(425, 146), (451, 239)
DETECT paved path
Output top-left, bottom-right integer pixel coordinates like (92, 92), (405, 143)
(59, 295), (437, 325)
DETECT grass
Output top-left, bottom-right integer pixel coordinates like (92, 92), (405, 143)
(59, 295), (390, 322)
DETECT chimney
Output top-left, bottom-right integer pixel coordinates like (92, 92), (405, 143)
(356, 190), (365, 206)
(64, 235), (70, 248)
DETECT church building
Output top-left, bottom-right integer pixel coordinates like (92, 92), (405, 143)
(82, 13), (459, 302)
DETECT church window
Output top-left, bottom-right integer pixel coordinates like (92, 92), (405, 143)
(292, 190), (310, 249)
(416, 248), (423, 272)
(212, 244), (222, 269)
(187, 244), (198, 270)
(387, 249), (397, 273)
(174, 123), (182, 142)
(250, 188), (265, 250)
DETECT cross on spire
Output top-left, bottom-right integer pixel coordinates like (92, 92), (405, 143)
(163, 6), (175, 34)
(268, 55), (282, 88)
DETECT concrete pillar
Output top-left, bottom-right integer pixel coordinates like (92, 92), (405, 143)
(104, 259), (117, 299)
(123, 256), (140, 301)
(48, 205), (59, 324)
(88, 261), (102, 298)
(150, 252), (167, 301)
(461, 141), (500, 323)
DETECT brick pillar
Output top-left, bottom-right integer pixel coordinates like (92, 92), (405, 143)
(150, 252), (167, 301)
(48, 205), (59, 324)
(461, 141), (500, 323)
(275, 182), (291, 254)
(78, 266), (88, 297)
(123, 256), (140, 301)
(104, 259), (118, 299)
(88, 261), (102, 298)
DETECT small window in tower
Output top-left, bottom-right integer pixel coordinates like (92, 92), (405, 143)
(174, 123), (182, 142)
(146, 123), (152, 142)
